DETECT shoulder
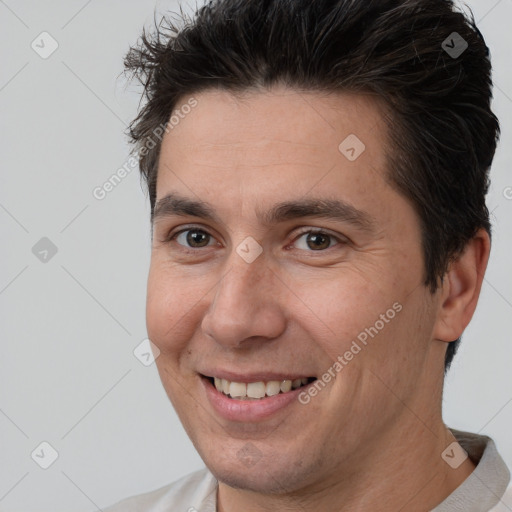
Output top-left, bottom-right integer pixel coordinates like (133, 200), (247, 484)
(102, 467), (217, 512)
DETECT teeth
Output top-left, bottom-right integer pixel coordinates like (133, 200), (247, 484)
(212, 377), (312, 399)
(229, 381), (247, 398)
(292, 379), (302, 389)
(247, 382), (266, 398)
(280, 380), (292, 393)
(265, 381), (281, 396)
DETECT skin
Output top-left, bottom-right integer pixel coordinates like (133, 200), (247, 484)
(146, 86), (490, 511)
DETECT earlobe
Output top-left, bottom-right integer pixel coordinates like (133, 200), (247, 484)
(433, 229), (491, 343)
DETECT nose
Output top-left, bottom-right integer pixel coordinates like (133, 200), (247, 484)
(200, 252), (287, 349)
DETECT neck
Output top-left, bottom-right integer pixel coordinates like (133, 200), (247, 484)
(216, 418), (476, 512)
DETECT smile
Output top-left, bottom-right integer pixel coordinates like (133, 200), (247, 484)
(205, 376), (316, 400)
(200, 373), (318, 421)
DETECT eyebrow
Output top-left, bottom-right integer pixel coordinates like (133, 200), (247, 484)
(152, 192), (377, 233)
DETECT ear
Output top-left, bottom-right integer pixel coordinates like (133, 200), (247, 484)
(432, 228), (491, 343)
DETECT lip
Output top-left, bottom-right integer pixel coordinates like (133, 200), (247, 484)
(200, 375), (315, 422)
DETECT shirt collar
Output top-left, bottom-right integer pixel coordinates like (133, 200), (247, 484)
(432, 429), (510, 511)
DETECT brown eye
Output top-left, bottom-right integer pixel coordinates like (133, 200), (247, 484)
(304, 232), (331, 250)
(184, 229), (211, 248)
(293, 229), (342, 252)
(171, 228), (215, 250)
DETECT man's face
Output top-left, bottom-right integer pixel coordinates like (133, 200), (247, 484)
(147, 87), (443, 493)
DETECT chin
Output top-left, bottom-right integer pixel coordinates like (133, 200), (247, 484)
(214, 468), (295, 494)
(204, 452), (314, 495)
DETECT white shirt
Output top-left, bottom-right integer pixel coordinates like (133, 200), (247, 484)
(102, 429), (512, 511)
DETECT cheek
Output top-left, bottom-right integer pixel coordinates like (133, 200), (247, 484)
(145, 263), (203, 353)
(298, 265), (419, 372)
(302, 270), (396, 334)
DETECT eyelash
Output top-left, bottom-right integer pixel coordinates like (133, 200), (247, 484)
(163, 225), (346, 255)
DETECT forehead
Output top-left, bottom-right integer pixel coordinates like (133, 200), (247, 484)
(154, 87), (404, 229)
(162, 87), (388, 155)
(158, 87), (389, 180)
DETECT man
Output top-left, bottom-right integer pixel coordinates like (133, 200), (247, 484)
(104, 0), (511, 510)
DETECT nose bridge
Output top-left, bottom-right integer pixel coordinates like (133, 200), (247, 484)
(201, 248), (285, 346)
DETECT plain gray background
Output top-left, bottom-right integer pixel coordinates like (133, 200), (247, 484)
(0, 0), (511, 510)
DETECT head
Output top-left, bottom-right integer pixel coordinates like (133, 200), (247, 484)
(124, 0), (498, 496)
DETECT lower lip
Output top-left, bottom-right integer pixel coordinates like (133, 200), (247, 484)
(201, 377), (312, 422)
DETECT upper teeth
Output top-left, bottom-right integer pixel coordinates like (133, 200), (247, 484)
(214, 377), (310, 399)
